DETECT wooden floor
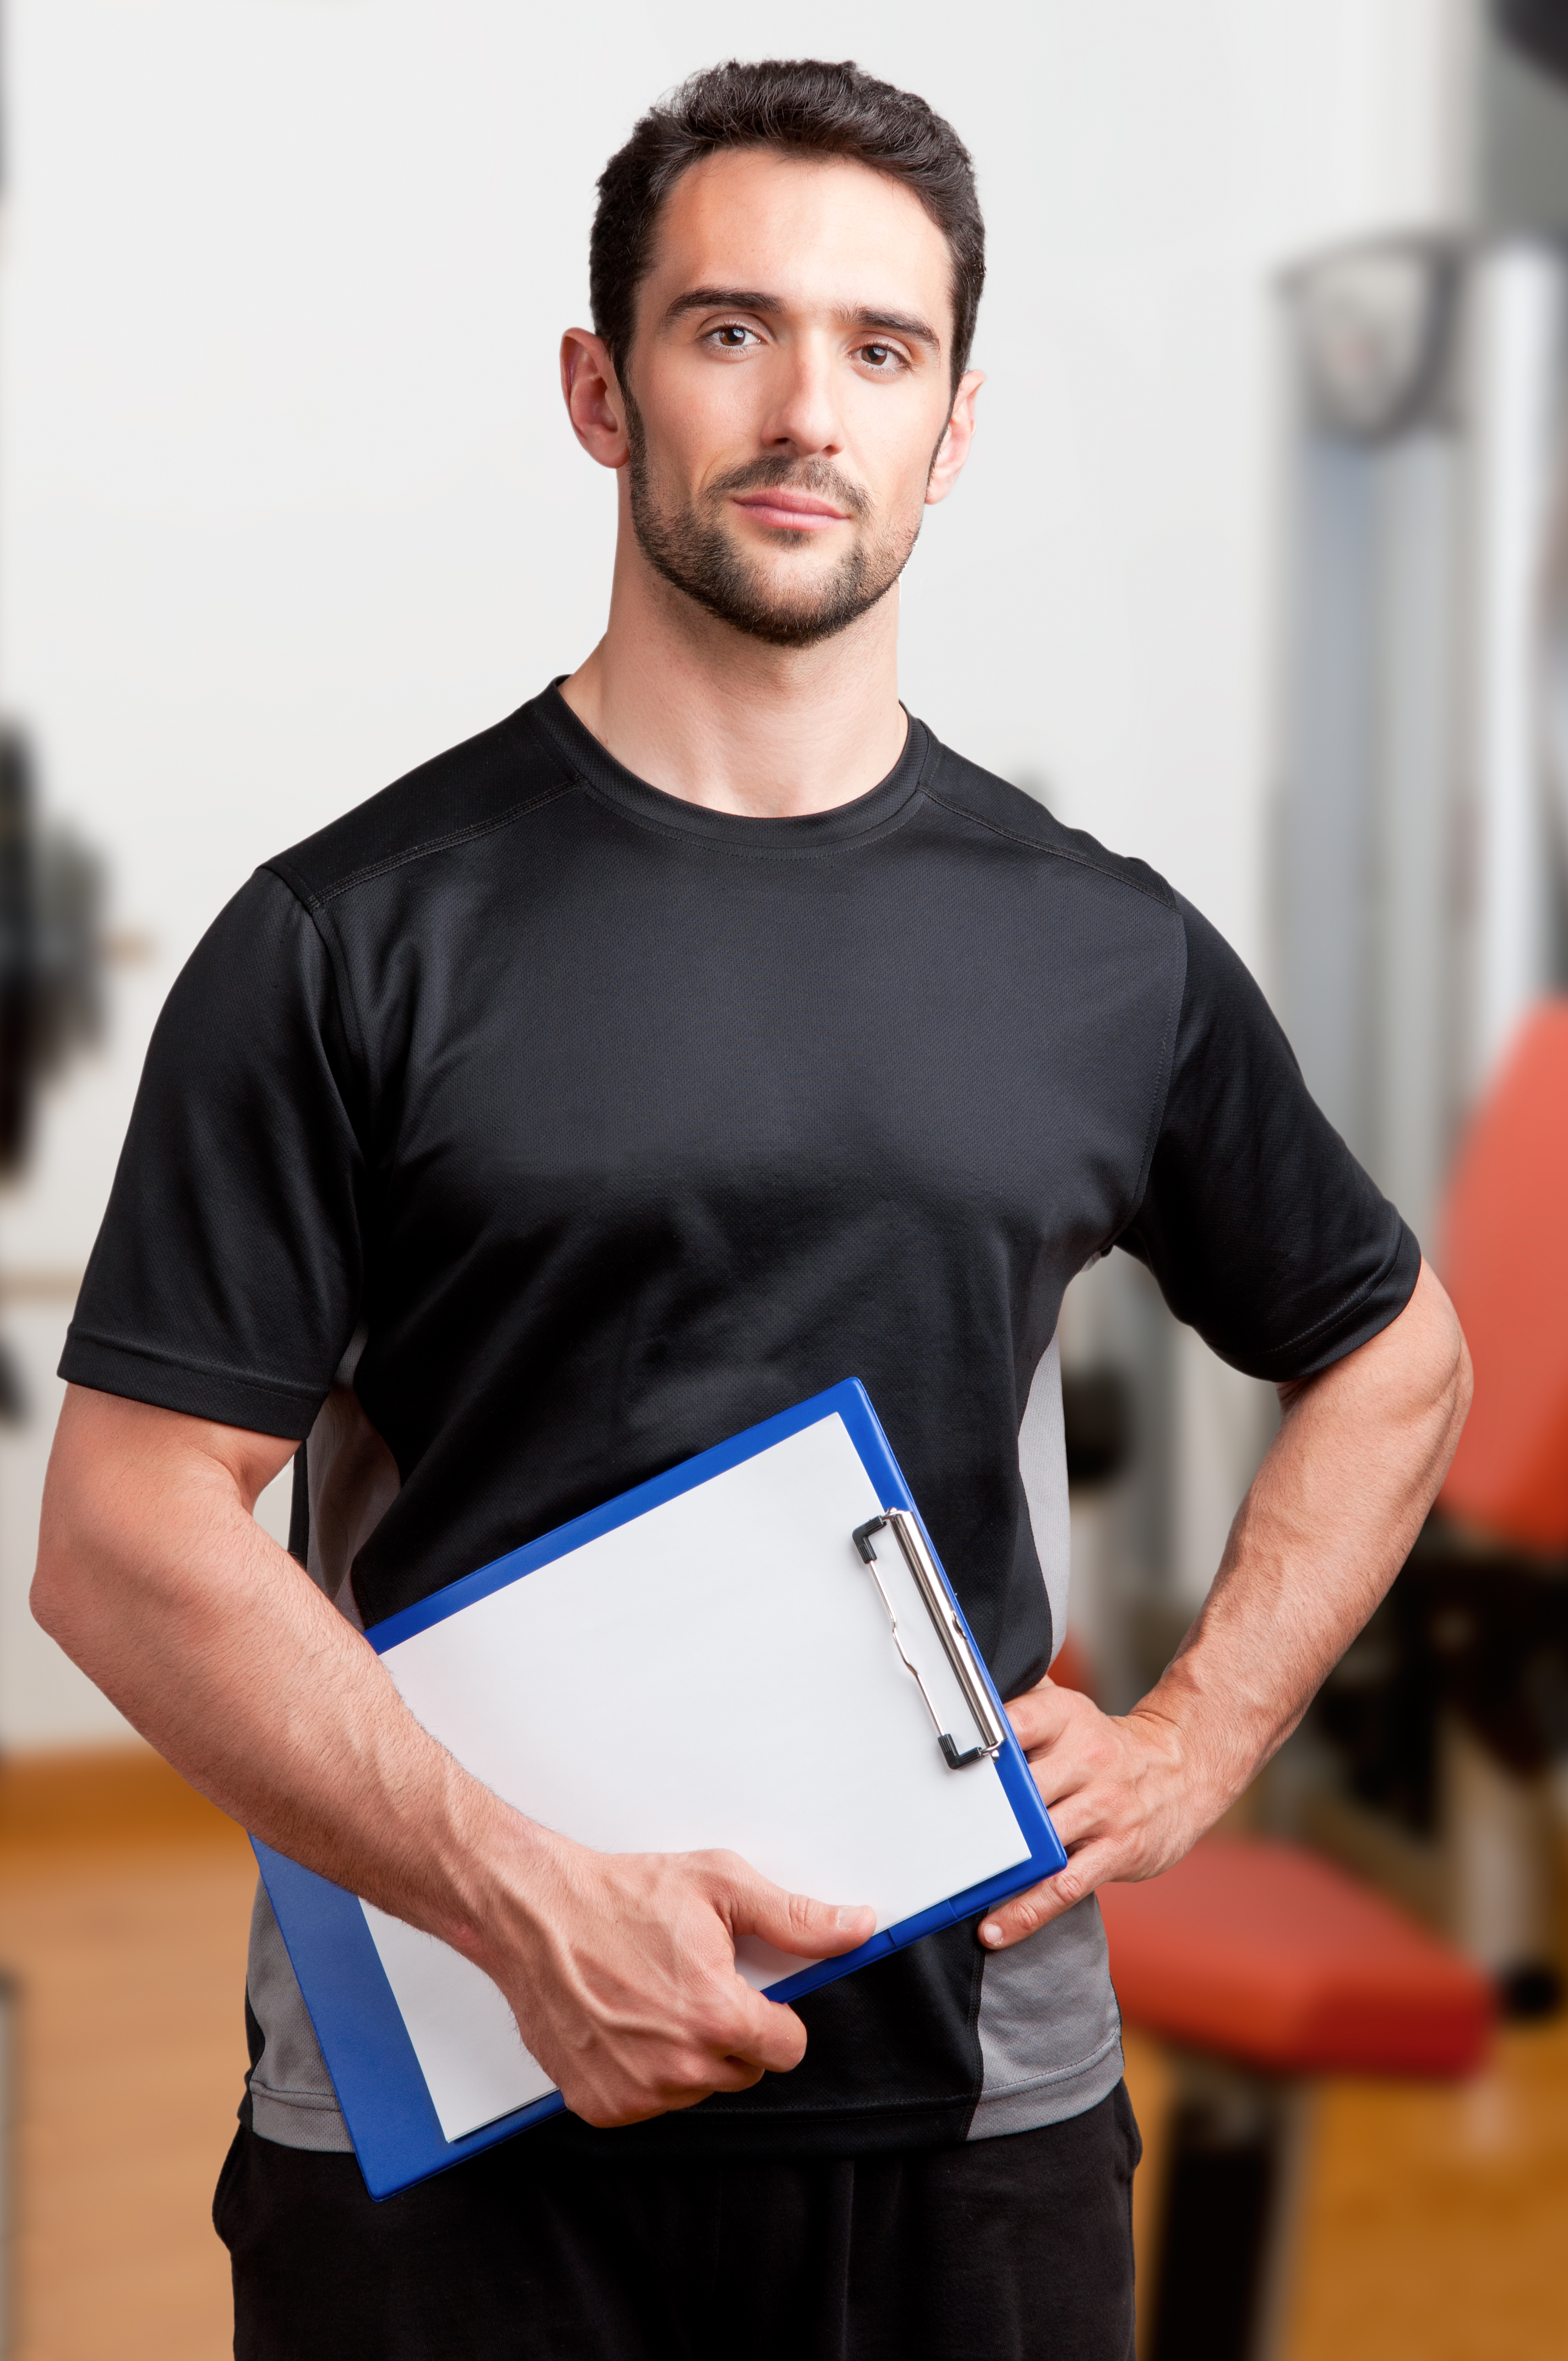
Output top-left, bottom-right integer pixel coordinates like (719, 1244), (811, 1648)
(0, 1748), (255, 2361)
(0, 1746), (1565, 2360)
(1121, 2016), (1568, 2361)
(1284, 2016), (1568, 2361)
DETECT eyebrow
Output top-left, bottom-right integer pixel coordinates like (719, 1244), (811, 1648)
(662, 287), (942, 352)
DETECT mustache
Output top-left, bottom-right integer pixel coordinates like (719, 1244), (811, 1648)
(705, 454), (870, 520)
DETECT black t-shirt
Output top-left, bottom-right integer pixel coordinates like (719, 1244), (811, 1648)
(62, 684), (1418, 2156)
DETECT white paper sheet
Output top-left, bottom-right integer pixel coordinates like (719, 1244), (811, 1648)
(361, 1412), (1030, 2141)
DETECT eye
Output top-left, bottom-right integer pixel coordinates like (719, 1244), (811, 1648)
(857, 341), (906, 373)
(708, 323), (760, 351)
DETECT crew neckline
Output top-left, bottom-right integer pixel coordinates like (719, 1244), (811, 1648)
(529, 679), (934, 854)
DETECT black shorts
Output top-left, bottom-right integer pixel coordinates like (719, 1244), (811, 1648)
(215, 2083), (1140, 2361)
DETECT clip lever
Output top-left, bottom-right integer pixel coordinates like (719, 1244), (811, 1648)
(853, 1512), (1004, 1770)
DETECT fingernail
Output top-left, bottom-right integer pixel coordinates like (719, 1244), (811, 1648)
(835, 1906), (869, 1930)
(979, 1920), (1003, 1946)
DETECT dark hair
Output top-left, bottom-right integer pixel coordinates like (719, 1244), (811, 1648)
(590, 59), (985, 393)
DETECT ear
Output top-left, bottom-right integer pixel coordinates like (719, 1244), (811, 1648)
(560, 329), (630, 470)
(925, 369), (985, 507)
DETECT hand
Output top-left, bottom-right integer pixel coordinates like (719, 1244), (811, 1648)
(978, 1678), (1208, 1949)
(477, 1834), (875, 2128)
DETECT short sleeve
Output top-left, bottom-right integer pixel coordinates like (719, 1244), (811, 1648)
(1115, 896), (1420, 1383)
(59, 868), (366, 1437)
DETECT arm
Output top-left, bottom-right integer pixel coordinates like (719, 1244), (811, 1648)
(983, 1256), (1470, 1946)
(32, 1385), (873, 2118)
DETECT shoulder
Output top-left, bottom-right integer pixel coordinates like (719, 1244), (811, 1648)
(263, 694), (572, 911)
(1166, 892), (1281, 1046)
(920, 739), (1179, 919)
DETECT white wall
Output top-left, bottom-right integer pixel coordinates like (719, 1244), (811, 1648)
(0, 0), (1464, 1744)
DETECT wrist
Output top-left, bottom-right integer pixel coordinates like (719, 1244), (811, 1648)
(421, 1761), (573, 1970)
(1129, 1666), (1253, 1833)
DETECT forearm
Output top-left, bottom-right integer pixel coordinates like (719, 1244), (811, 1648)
(1145, 1255), (1472, 1818)
(32, 1389), (532, 1961)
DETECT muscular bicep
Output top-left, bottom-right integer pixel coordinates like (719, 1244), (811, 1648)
(50, 1382), (296, 1516)
(31, 1383), (437, 1864)
(35, 1385), (299, 1631)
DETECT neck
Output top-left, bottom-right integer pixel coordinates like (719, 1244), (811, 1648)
(559, 511), (907, 818)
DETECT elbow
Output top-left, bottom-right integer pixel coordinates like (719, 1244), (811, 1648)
(31, 1510), (92, 1655)
(31, 1452), (120, 1665)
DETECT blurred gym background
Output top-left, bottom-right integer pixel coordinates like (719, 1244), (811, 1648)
(3, 2), (1568, 2355)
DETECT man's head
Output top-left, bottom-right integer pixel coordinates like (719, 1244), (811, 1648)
(562, 60), (986, 651)
(589, 61), (985, 399)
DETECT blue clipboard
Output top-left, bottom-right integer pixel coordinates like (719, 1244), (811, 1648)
(254, 1378), (1068, 2198)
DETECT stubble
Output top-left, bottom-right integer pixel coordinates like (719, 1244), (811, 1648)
(624, 395), (922, 650)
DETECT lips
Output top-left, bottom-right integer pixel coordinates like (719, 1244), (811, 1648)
(731, 490), (848, 530)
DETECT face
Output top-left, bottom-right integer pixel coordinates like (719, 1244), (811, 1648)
(564, 148), (982, 648)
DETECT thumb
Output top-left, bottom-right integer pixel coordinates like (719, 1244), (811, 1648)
(726, 1870), (875, 1960)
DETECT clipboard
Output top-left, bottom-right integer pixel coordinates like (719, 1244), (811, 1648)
(254, 1379), (1068, 2197)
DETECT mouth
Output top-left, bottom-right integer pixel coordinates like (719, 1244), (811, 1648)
(729, 488), (851, 534)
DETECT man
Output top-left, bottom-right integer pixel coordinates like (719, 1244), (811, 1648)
(34, 56), (1467, 2361)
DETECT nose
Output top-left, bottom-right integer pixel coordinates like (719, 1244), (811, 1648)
(758, 330), (845, 461)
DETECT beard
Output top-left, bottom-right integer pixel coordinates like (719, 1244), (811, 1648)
(624, 397), (921, 650)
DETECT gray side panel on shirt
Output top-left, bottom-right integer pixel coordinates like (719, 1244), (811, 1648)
(966, 1331), (1125, 2137)
(247, 1880), (355, 2151)
(969, 1895), (1124, 2137)
(246, 1362), (396, 2151)
(1017, 1331), (1070, 1668)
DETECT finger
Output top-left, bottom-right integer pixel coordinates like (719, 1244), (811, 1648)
(1003, 1679), (1075, 1751)
(1026, 1745), (1096, 1811)
(709, 2054), (767, 2095)
(647, 2050), (770, 2108)
(977, 1840), (1124, 1949)
(574, 2038), (775, 2130)
(723, 1990), (809, 2076)
(1026, 1760), (1118, 1835)
(726, 1870), (875, 1959)
(1034, 1792), (1104, 1852)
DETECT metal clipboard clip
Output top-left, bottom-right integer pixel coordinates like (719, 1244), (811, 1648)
(852, 1511), (1005, 1770)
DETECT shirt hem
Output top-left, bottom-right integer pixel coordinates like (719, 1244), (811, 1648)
(248, 2085), (356, 2153)
(243, 2046), (1129, 2159)
(1264, 1217), (1422, 1372)
(58, 1331), (322, 1440)
(967, 2032), (1125, 2140)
